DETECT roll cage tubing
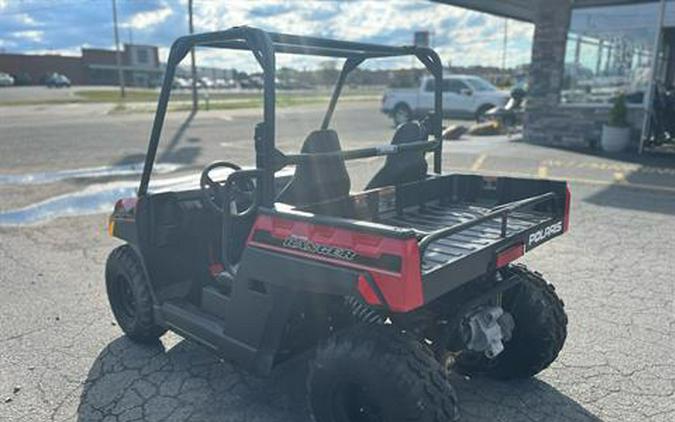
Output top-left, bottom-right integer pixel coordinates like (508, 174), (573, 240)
(138, 26), (444, 206)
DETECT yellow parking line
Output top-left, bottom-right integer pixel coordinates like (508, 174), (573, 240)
(546, 159), (675, 176)
(537, 165), (548, 178)
(470, 154), (487, 171)
(446, 167), (675, 195)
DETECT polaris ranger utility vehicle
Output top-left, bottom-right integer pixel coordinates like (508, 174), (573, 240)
(106, 27), (570, 422)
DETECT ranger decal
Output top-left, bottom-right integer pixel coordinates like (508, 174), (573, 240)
(283, 235), (357, 261)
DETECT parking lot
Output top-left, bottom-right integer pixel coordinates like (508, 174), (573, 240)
(0, 100), (674, 421)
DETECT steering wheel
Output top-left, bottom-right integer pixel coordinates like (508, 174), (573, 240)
(200, 161), (257, 216)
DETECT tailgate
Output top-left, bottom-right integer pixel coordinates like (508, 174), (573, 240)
(381, 188), (569, 302)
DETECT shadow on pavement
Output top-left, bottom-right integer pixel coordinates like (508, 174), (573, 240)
(113, 110), (201, 168)
(78, 336), (599, 422)
(449, 374), (600, 422)
(585, 183), (675, 215)
(113, 153), (147, 166)
(159, 110), (200, 165)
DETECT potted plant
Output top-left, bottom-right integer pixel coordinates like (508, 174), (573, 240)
(601, 93), (631, 152)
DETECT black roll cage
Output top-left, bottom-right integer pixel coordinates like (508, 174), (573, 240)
(138, 26), (444, 207)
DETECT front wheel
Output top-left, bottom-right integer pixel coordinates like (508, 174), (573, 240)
(452, 264), (567, 379)
(307, 324), (459, 422)
(106, 245), (166, 343)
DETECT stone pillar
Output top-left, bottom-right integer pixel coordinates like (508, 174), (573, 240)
(524, 0), (573, 144)
(528, 0), (571, 108)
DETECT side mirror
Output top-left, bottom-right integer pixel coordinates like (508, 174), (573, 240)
(460, 88), (473, 96)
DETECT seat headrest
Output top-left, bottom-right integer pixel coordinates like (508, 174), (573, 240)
(275, 129), (351, 206)
(365, 121), (428, 190)
(300, 129), (341, 153)
(391, 122), (423, 145)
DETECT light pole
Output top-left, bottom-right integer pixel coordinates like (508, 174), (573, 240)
(112, 0), (126, 98)
(501, 18), (508, 71)
(189, 0), (198, 112)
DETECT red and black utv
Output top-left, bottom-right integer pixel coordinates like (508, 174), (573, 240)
(106, 27), (570, 422)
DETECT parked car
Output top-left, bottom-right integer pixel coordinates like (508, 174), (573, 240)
(172, 77), (191, 89)
(381, 74), (510, 125)
(215, 78), (237, 89)
(240, 75), (263, 89)
(199, 77), (216, 89)
(45, 73), (71, 88)
(11, 72), (32, 86)
(0, 72), (15, 87)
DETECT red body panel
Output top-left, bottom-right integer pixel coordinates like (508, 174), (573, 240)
(563, 186), (571, 232)
(246, 214), (424, 312)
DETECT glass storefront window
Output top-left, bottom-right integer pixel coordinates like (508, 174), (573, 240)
(562, 3), (659, 106)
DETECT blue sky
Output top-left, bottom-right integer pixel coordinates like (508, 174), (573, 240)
(0, 0), (534, 70)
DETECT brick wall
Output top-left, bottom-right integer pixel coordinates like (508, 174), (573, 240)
(81, 49), (117, 66)
(0, 53), (85, 85)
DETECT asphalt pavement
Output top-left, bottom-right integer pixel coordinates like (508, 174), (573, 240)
(0, 85), (129, 104)
(0, 100), (674, 421)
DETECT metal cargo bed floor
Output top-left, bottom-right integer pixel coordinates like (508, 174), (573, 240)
(379, 202), (550, 272)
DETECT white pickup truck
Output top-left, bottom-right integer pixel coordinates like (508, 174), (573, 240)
(381, 74), (510, 125)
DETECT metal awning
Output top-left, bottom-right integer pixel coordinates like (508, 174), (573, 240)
(431, 0), (536, 22)
(432, 0), (657, 23)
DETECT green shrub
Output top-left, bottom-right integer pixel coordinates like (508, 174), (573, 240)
(608, 93), (628, 127)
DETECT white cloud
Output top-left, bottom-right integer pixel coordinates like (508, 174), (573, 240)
(2, 0), (534, 71)
(0, 39), (17, 48)
(183, 0), (534, 71)
(23, 46), (82, 56)
(128, 6), (173, 30)
(16, 13), (38, 26)
(13, 30), (43, 42)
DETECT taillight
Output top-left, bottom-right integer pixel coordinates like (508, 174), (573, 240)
(496, 243), (524, 268)
(563, 186), (571, 232)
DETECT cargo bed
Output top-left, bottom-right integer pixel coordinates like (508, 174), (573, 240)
(380, 201), (550, 272)
(299, 174), (568, 279)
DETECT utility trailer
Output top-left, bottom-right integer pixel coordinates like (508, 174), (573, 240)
(105, 26), (570, 422)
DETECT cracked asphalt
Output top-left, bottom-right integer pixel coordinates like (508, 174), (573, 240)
(1, 101), (674, 421)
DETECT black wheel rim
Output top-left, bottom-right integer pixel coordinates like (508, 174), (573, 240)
(112, 275), (136, 321)
(331, 382), (384, 422)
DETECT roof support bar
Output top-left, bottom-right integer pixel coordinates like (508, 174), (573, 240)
(138, 26), (446, 205)
(321, 57), (365, 130)
(415, 51), (444, 173)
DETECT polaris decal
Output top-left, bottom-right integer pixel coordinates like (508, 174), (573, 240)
(283, 235), (357, 261)
(527, 221), (563, 249)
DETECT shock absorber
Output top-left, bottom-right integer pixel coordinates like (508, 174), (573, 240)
(345, 296), (384, 324)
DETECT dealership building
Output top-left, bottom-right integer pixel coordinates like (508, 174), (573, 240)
(437, 0), (673, 153)
(0, 43), (162, 87)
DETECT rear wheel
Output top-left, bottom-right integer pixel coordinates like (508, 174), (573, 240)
(106, 245), (166, 343)
(392, 103), (412, 126)
(307, 324), (459, 422)
(452, 264), (567, 379)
